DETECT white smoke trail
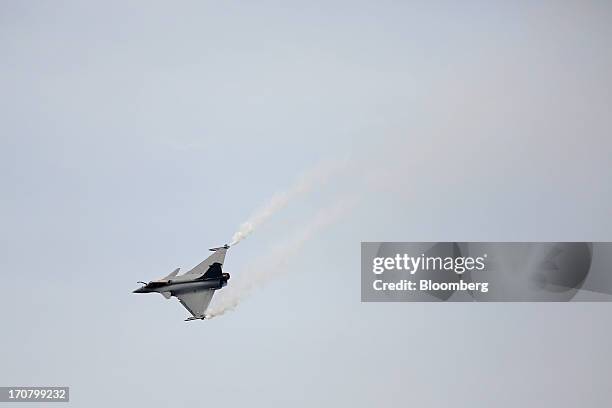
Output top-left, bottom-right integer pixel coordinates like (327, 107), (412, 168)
(207, 196), (357, 318)
(229, 158), (348, 246)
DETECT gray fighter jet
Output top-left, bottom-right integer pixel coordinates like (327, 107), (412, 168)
(133, 244), (230, 321)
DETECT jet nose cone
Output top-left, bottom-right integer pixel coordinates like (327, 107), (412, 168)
(133, 287), (146, 293)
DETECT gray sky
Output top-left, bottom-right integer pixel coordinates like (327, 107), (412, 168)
(1, 1), (611, 407)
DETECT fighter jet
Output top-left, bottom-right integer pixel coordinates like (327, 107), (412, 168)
(133, 244), (230, 321)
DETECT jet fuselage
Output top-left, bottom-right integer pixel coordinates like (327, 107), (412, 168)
(133, 273), (230, 295)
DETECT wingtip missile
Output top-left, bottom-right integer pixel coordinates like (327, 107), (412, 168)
(185, 316), (206, 322)
(209, 244), (230, 252)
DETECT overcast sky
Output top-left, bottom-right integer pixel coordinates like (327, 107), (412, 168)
(1, 1), (611, 407)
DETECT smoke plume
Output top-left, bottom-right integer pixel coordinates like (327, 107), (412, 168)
(229, 158), (348, 246)
(207, 196), (356, 318)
